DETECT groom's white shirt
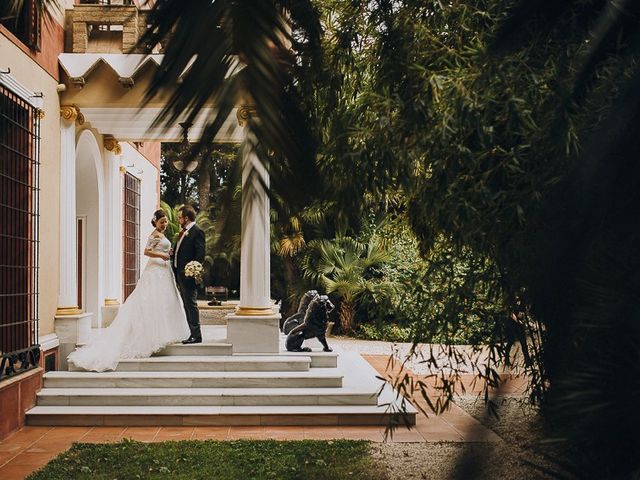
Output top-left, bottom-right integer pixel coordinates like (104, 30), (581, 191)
(174, 221), (196, 268)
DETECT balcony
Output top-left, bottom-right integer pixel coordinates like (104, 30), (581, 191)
(69, 1), (148, 53)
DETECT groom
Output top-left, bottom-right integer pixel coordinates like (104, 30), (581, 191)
(172, 205), (206, 344)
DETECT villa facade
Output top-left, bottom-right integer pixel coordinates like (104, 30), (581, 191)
(0, 0), (163, 438)
(0, 0), (409, 437)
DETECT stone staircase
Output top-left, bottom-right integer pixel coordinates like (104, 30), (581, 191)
(26, 330), (417, 427)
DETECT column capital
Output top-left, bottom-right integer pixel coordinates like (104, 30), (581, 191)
(104, 137), (122, 155)
(60, 105), (84, 125)
(236, 104), (257, 127)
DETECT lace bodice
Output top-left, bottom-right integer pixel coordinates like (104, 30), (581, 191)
(145, 233), (171, 254)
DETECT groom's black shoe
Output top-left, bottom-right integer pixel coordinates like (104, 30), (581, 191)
(182, 336), (202, 344)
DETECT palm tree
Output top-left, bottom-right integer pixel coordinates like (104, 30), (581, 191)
(301, 236), (393, 333)
(1, 0), (56, 22)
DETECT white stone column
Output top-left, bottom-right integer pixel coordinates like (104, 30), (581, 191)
(55, 106), (92, 370)
(227, 106), (281, 353)
(102, 137), (123, 327)
(56, 106), (81, 315)
(238, 131), (272, 311)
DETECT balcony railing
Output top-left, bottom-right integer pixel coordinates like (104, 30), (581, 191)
(70, 1), (146, 53)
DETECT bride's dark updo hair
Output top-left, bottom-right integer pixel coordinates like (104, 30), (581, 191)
(151, 209), (167, 227)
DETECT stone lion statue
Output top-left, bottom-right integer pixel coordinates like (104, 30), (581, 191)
(281, 290), (319, 334)
(285, 295), (335, 352)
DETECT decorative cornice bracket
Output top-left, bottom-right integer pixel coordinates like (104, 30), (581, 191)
(104, 136), (122, 155)
(236, 104), (257, 127)
(60, 105), (84, 125)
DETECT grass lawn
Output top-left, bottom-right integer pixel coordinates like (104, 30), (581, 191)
(27, 439), (387, 480)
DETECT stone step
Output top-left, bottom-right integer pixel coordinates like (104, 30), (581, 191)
(26, 386), (417, 426)
(36, 387), (379, 407)
(43, 370), (343, 389)
(155, 343), (233, 356)
(67, 356), (312, 372)
(277, 350), (338, 368)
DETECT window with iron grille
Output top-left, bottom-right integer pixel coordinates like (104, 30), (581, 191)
(1, 0), (41, 51)
(0, 84), (41, 381)
(123, 172), (140, 300)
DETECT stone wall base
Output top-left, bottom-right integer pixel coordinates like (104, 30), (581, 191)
(0, 368), (43, 441)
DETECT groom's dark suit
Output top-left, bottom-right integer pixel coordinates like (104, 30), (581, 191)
(172, 223), (205, 341)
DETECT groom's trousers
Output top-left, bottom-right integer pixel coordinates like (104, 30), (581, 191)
(177, 276), (202, 340)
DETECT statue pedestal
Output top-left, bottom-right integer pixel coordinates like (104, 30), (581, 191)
(54, 312), (93, 370)
(101, 305), (120, 328)
(226, 313), (281, 354)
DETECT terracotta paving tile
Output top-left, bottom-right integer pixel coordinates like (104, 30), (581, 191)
(0, 463), (39, 480)
(78, 436), (122, 444)
(154, 427), (195, 441)
(25, 439), (76, 453)
(263, 431), (306, 441)
(413, 416), (464, 442)
(41, 426), (92, 436)
(341, 428), (385, 442)
(80, 426), (127, 444)
(0, 449), (17, 462)
(383, 426), (426, 443)
(227, 427), (267, 440)
(302, 427), (344, 440)
(85, 427), (128, 435)
(262, 426), (307, 440)
(3, 452), (59, 467)
(452, 425), (502, 443)
(191, 427), (230, 440)
(0, 428), (52, 457)
(121, 426), (161, 442)
(0, 443), (30, 455)
(1, 427), (52, 443)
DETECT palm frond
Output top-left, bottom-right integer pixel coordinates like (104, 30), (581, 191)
(0, 0), (58, 24)
(138, 0), (323, 215)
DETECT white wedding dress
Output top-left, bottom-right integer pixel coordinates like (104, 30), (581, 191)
(67, 233), (191, 372)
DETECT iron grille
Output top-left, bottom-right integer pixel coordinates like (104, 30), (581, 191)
(0, 84), (41, 381)
(123, 172), (140, 300)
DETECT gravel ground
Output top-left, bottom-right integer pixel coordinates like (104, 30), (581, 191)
(374, 396), (576, 480)
(327, 337), (571, 479)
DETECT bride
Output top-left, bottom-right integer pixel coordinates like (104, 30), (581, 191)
(68, 209), (191, 372)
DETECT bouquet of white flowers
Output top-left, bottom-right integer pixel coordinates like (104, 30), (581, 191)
(184, 261), (204, 284)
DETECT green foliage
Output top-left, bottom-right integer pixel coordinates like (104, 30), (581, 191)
(304, 0), (640, 476)
(300, 234), (394, 332)
(160, 200), (181, 244)
(355, 323), (411, 343)
(356, 215), (500, 345)
(197, 209), (241, 289)
(28, 439), (385, 480)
